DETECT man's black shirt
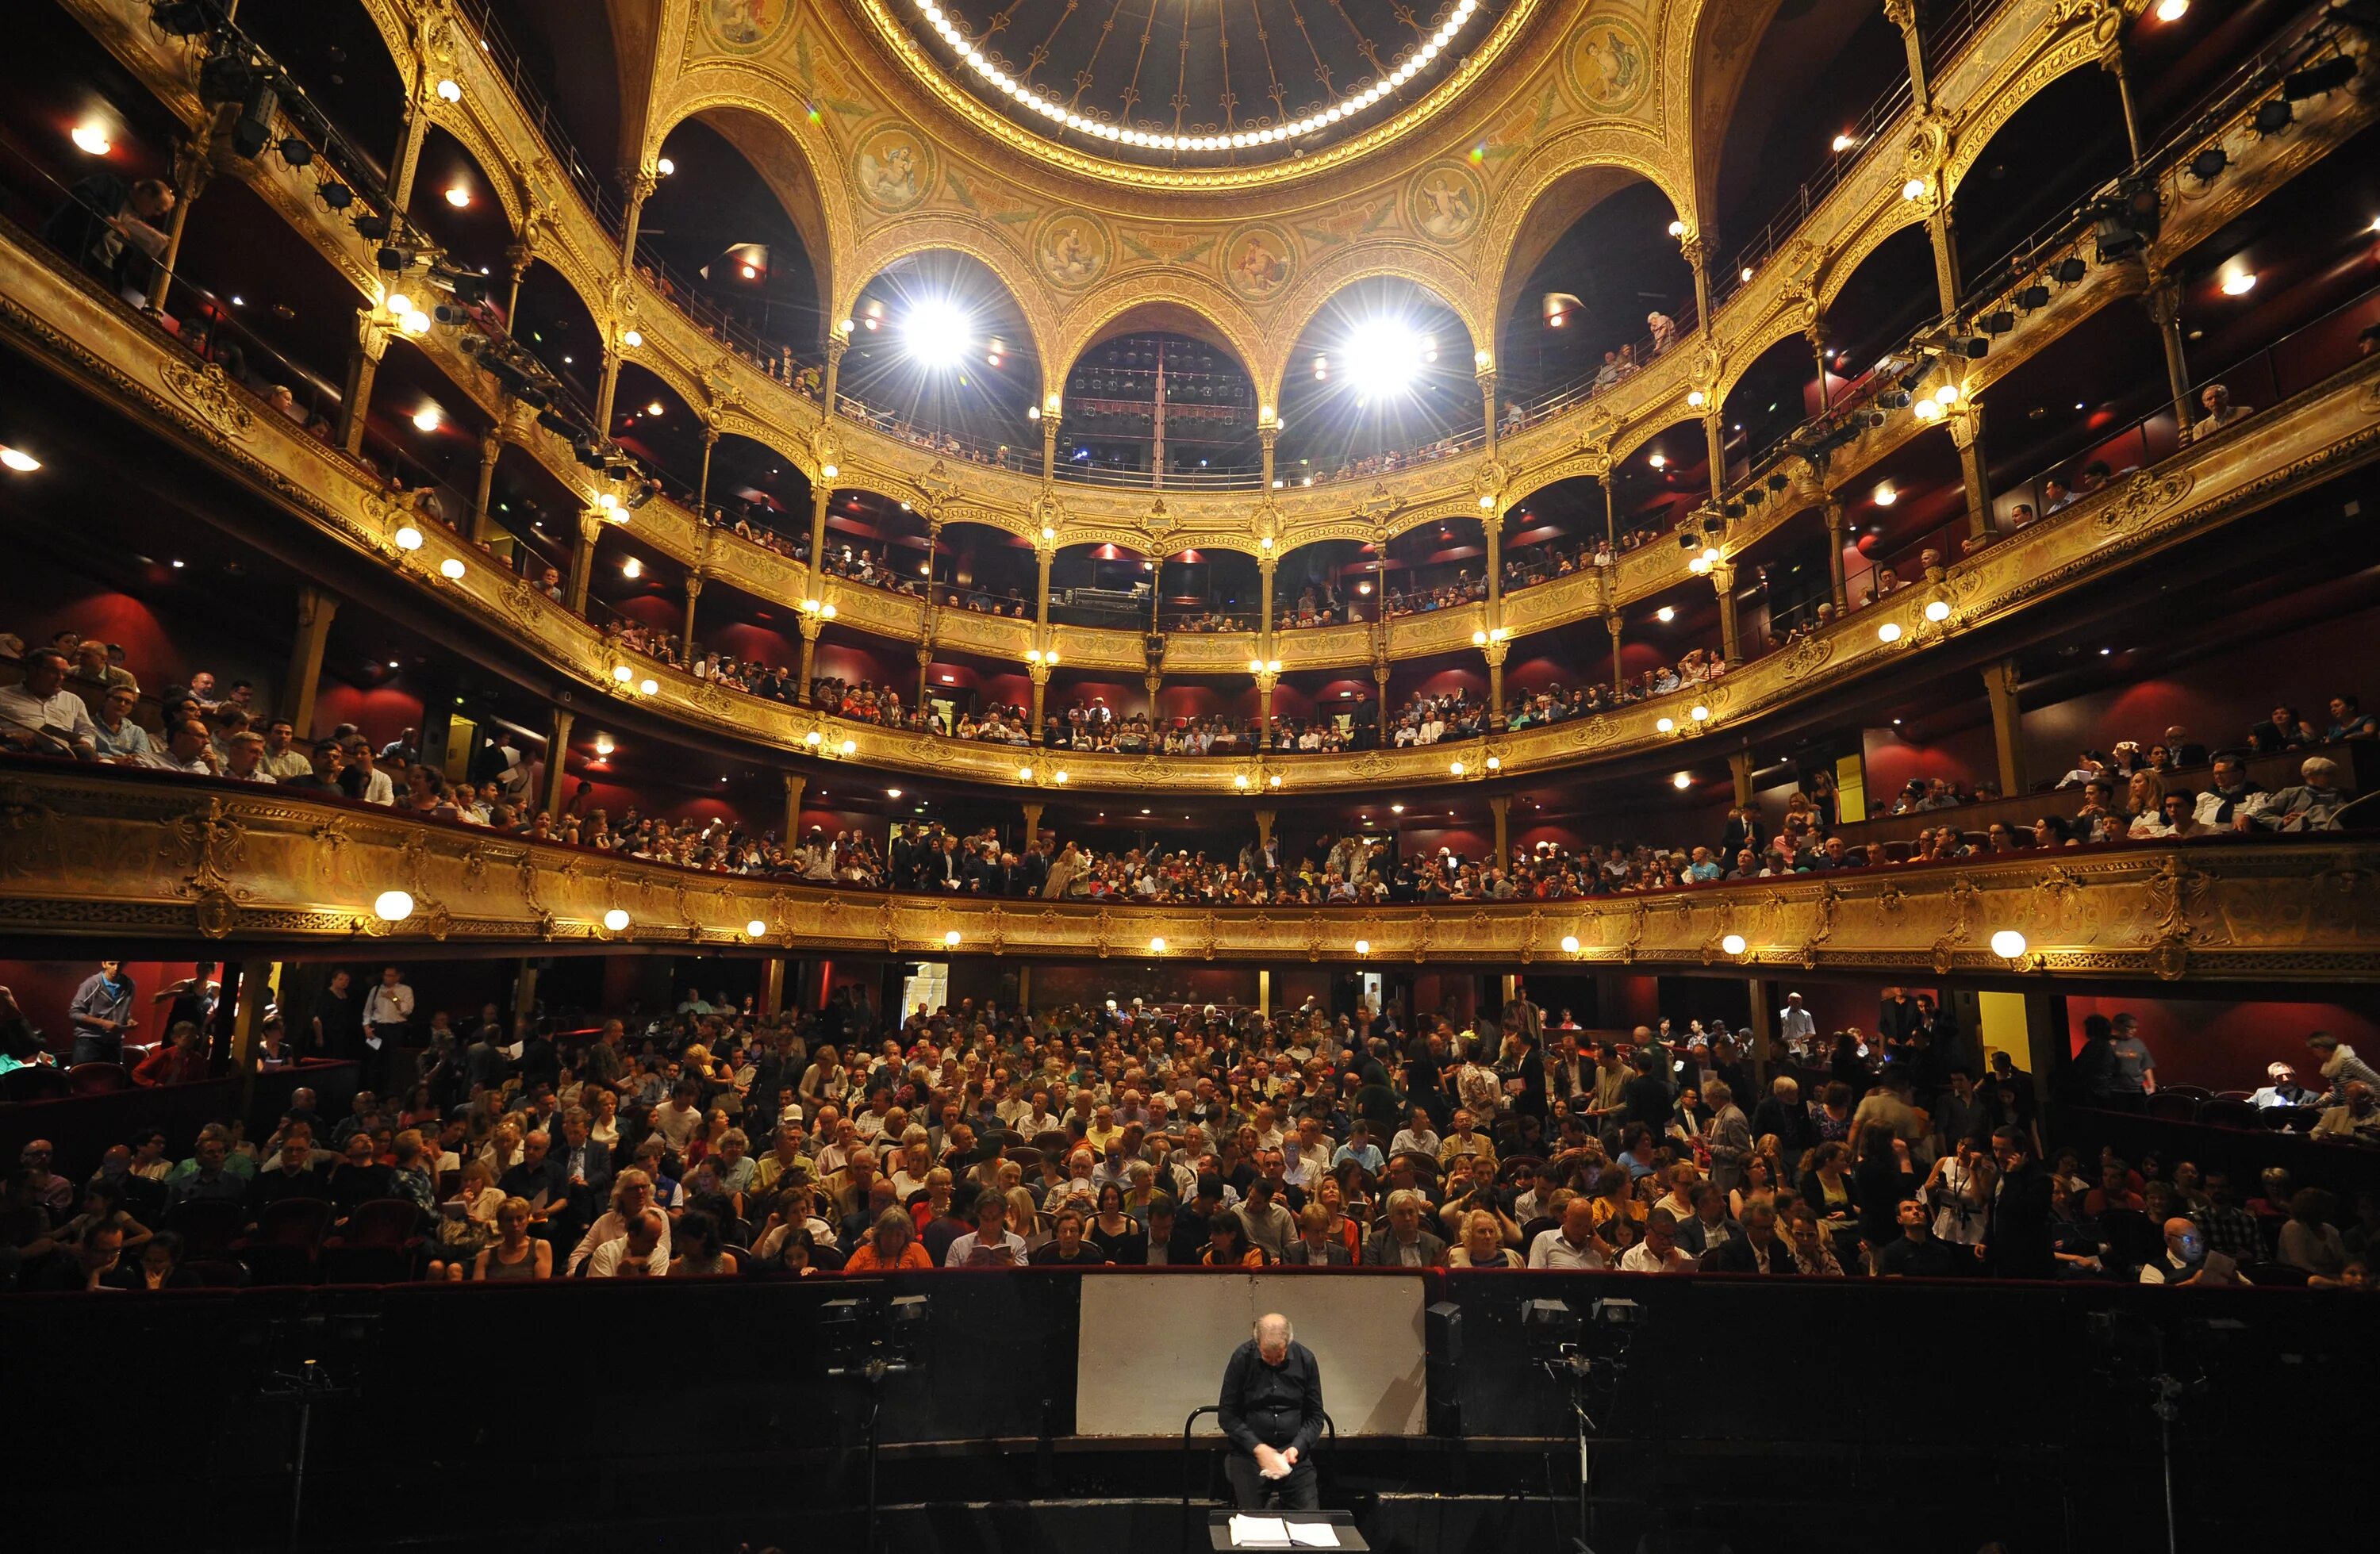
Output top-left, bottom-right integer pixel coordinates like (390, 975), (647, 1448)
(1218, 1338), (1326, 1459)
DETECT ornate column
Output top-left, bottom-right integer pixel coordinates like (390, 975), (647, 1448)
(1488, 795), (1510, 865)
(1599, 470), (1618, 550)
(540, 708), (575, 817)
(796, 611), (823, 702)
(1476, 362), (1499, 459)
(1040, 397), (1061, 480)
(503, 243), (533, 328)
(340, 67), (433, 454)
(917, 516), (942, 705)
(1981, 658), (2026, 798)
(1259, 417), (1278, 489)
(2142, 270), (2194, 435)
(1257, 550), (1278, 743)
(470, 427), (504, 543)
(1680, 232), (1714, 335)
(821, 327), (850, 412)
(1482, 634), (1509, 724)
(781, 773), (806, 843)
(805, 485), (831, 584)
(596, 168), (658, 432)
(1728, 749), (1754, 808)
(1712, 560), (1742, 668)
(565, 507), (605, 614)
(1373, 663), (1392, 746)
(1021, 801), (1045, 853)
(1029, 659), (1051, 737)
(1252, 662), (1279, 746)
(1825, 499), (1849, 611)
(693, 420), (720, 521)
(1255, 809), (1276, 854)
(284, 585), (339, 739)
(1946, 400), (1991, 541)
(1606, 613), (1625, 692)
(149, 134), (216, 318)
(1809, 320), (1833, 415)
(916, 645), (933, 708)
(680, 574), (703, 662)
(2104, 36), (2146, 164)
(1035, 531), (1055, 627)
(338, 307), (394, 455)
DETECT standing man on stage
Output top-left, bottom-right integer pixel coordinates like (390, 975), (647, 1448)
(1218, 1313), (1326, 1510)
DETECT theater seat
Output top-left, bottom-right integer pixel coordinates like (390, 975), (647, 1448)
(2243, 1261), (2310, 1287)
(182, 1259), (250, 1288)
(66, 1061), (134, 1095)
(320, 1198), (426, 1284)
(2260, 1106), (2320, 1133)
(232, 1198), (334, 1286)
(2161, 1085), (2213, 1104)
(2194, 1099), (2260, 1130)
(0, 1065), (71, 1102)
(2144, 1092), (2199, 1123)
(808, 1242), (846, 1272)
(1882, 842), (1914, 864)
(162, 1198), (246, 1260)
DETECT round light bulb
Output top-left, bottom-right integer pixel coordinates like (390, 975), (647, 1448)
(373, 890), (414, 923)
(1990, 930), (2029, 960)
(1354, 939), (1371, 955)
(639, 677), (659, 696)
(1721, 934), (1747, 957)
(1148, 936), (1166, 954)
(747, 919), (769, 937)
(1925, 600), (1952, 623)
(439, 558), (466, 580)
(1656, 717), (1675, 734)
(1560, 935), (1581, 954)
(394, 526), (424, 551)
(945, 930), (962, 948)
(602, 908), (630, 931)
(1878, 622), (1903, 643)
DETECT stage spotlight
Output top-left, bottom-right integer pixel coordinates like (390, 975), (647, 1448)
(1979, 310), (2015, 335)
(904, 298), (971, 367)
(2052, 257), (2088, 284)
(1343, 320), (1425, 397)
(2188, 147), (2228, 182)
(2253, 98), (2293, 134)
(2014, 284), (2050, 310)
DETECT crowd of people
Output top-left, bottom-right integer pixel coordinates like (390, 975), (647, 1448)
(12, 969), (2371, 1294)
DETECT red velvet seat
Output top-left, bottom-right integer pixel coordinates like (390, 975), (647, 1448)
(2144, 1092), (2199, 1123)
(2194, 1099), (2260, 1130)
(321, 1198), (427, 1283)
(162, 1197), (246, 1260)
(231, 1197), (334, 1285)
(0, 1065), (71, 1103)
(66, 1061), (134, 1095)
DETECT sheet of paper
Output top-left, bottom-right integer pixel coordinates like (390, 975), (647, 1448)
(1228, 1514), (1289, 1548)
(1287, 1525), (1341, 1548)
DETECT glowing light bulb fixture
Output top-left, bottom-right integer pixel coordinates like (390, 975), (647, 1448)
(373, 889), (414, 923)
(602, 908), (631, 931)
(1990, 929), (2029, 960)
(1721, 934), (1747, 956)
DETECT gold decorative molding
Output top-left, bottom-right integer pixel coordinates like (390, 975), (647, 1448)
(5, 202), (2378, 797)
(5, 763), (2379, 978)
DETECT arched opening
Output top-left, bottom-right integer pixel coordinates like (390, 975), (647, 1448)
(1048, 541), (1156, 631)
(1695, 0), (1907, 302)
(706, 433), (811, 556)
(606, 362), (710, 510)
(474, 0), (625, 194)
(1495, 175), (1693, 415)
(936, 520), (1038, 616)
(645, 112), (828, 363)
(1609, 418), (1710, 551)
(1274, 278), (1482, 486)
(1501, 478), (1612, 592)
(1381, 516), (1486, 620)
(1722, 333), (1833, 482)
(405, 125), (516, 280)
(816, 489), (933, 601)
(1952, 66), (2129, 290)
(841, 252), (1038, 470)
(1817, 223), (1937, 393)
(1057, 325), (1261, 489)
(509, 259), (607, 418)
(1154, 545), (1263, 633)
(1273, 539), (1374, 629)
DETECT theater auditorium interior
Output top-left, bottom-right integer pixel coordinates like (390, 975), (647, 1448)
(3, 0), (2379, 1549)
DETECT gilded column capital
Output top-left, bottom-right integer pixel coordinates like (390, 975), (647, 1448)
(1883, 0), (1918, 34)
(684, 574), (704, 600)
(1710, 562), (1737, 595)
(354, 308), (395, 363)
(577, 507), (606, 543)
(797, 612), (824, 644)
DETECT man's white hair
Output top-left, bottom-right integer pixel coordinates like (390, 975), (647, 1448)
(1254, 1312), (1294, 1345)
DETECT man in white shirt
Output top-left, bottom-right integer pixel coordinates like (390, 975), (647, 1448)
(1529, 1198), (1610, 1270)
(1618, 1210), (1699, 1273)
(945, 1195), (1028, 1267)
(587, 1207), (670, 1276)
(259, 718), (313, 780)
(140, 717), (217, 775)
(1778, 992), (1816, 1048)
(361, 965), (415, 1057)
(345, 740), (395, 804)
(0, 647), (99, 758)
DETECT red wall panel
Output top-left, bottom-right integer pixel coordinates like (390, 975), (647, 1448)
(2062, 996), (2380, 1092)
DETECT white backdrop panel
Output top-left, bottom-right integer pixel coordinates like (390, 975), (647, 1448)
(1074, 1272), (1428, 1437)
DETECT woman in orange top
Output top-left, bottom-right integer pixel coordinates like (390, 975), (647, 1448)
(845, 1207), (933, 1272)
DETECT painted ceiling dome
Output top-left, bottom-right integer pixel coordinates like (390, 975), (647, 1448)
(878, 0), (1519, 167)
